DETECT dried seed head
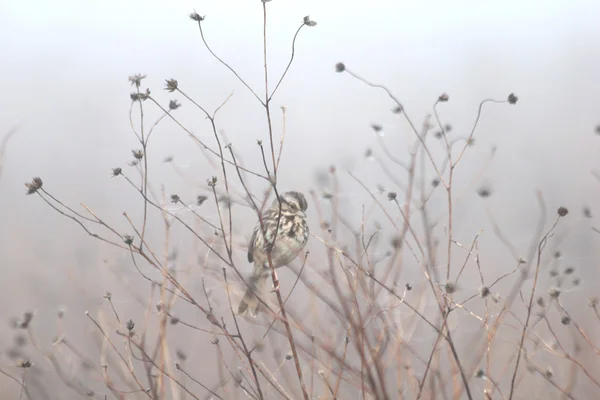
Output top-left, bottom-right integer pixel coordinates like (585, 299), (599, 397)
(588, 297), (598, 307)
(176, 349), (187, 361)
(111, 167), (122, 177)
(25, 177), (43, 195)
(480, 286), (490, 298)
(405, 282), (412, 291)
(549, 269), (559, 277)
(557, 206), (569, 217)
(477, 185), (493, 198)
(431, 178), (440, 187)
(128, 74), (147, 88)
(387, 192), (397, 201)
(170, 194), (180, 204)
(507, 93), (518, 104)
(563, 266), (574, 275)
(18, 312), (34, 329)
(537, 297), (546, 308)
(438, 93), (449, 102)
(197, 195), (207, 206)
(132, 149), (144, 160)
(560, 316), (571, 325)
(444, 123), (452, 132)
(392, 105), (404, 114)
(475, 369), (485, 378)
(371, 123), (383, 133)
(123, 235), (134, 246)
(583, 206), (592, 218)
(335, 62), (346, 73)
(207, 176), (218, 187)
(553, 251), (561, 259)
(189, 12), (205, 22)
(573, 278), (580, 286)
(126, 319), (135, 332)
(170, 316), (180, 325)
(303, 16), (317, 27)
(444, 281), (457, 294)
(548, 287), (560, 299)
(169, 100), (181, 110)
(165, 79), (178, 92)
(18, 359), (32, 368)
(391, 235), (402, 249)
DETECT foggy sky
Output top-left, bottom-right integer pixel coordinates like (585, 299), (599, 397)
(1, 0), (600, 398)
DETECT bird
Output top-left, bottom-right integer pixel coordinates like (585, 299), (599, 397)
(237, 191), (309, 317)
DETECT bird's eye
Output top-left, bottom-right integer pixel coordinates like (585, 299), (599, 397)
(289, 203), (297, 211)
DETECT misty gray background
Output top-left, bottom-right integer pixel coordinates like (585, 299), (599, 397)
(2, 0), (600, 398)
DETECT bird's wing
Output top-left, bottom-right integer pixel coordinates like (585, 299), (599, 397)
(247, 225), (259, 263)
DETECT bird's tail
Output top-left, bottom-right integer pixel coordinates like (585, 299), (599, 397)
(237, 266), (269, 317)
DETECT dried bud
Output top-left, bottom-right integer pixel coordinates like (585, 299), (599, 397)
(371, 124), (383, 133)
(207, 176), (218, 187)
(164, 79), (178, 92)
(387, 192), (397, 201)
(335, 62), (346, 73)
(392, 105), (403, 114)
(589, 297), (598, 307)
(197, 195), (207, 206)
(170, 316), (180, 325)
(170, 194), (180, 204)
(111, 167), (122, 177)
(507, 93), (518, 104)
(431, 178), (440, 187)
(25, 177), (43, 195)
(560, 316), (571, 325)
(438, 93), (449, 102)
(123, 235), (134, 246)
(405, 282), (412, 291)
(18, 359), (32, 368)
(557, 207), (568, 217)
